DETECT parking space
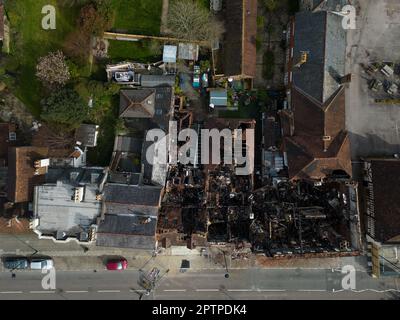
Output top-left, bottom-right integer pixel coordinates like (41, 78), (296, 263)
(345, 0), (400, 163)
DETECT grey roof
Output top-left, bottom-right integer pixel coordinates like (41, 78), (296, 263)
(114, 136), (143, 153)
(96, 232), (156, 249)
(140, 75), (176, 87)
(33, 175), (103, 237)
(163, 45), (178, 63)
(108, 172), (141, 185)
(141, 138), (168, 186)
(119, 89), (156, 118)
(178, 43), (199, 61)
(104, 184), (162, 207)
(75, 124), (99, 147)
(96, 183), (161, 249)
(97, 213), (157, 236)
(310, 0), (350, 12)
(292, 11), (346, 103)
(45, 167), (105, 185)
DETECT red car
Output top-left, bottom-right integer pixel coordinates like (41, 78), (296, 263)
(106, 258), (128, 271)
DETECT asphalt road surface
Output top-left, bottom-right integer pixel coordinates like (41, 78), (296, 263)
(0, 268), (399, 300)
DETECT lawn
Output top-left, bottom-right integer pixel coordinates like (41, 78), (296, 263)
(110, 0), (163, 35)
(107, 40), (161, 62)
(5, 0), (80, 117)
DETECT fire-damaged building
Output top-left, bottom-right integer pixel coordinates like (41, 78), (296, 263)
(281, 10), (352, 182)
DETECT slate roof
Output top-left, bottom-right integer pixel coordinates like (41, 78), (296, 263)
(140, 74), (175, 87)
(222, 0), (257, 78)
(96, 184), (161, 249)
(119, 89), (156, 118)
(368, 160), (400, 244)
(103, 184), (162, 207)
(292, 11), (346, 103)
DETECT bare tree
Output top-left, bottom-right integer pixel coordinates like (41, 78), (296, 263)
(167, 0), (225, 44)
(36, 51), (71, 88)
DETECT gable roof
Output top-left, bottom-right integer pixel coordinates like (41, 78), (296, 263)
(223, 0), (257, 78)
(292, 11), (346, 103)
(284, 131), (351, 180)
(119, 89), (156, 118)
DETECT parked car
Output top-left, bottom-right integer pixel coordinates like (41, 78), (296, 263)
(3, 257), (29, 270)
(106, 258), (128, 271)
(192, 65), (200, 89)
(30, 258), (54, 270)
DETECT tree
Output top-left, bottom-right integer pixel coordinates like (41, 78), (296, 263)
(63, 1), (114, 63)
(41, 88), (88, 129)
(167, 0), (225, 44)
(36, 51), (71, 88)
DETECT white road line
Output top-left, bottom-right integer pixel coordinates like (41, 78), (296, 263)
(258, 289), (286, 292)
(97, 290), (121, 293)
(65, 290), (89, 293)
(29, 291), (55, 294)
(195, 289), (220, 292)
(0, 291), (23, 294)
(227, 289), (253, 292)
(163, 289), (186, 292)
(297, 289), (327, 292)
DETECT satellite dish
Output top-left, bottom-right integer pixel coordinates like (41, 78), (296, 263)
(209, 103), (215, 109)
(228, 77), (234, 82)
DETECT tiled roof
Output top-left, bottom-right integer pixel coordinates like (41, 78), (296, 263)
(222, 0), (257, 78)
(119, 89), (156, 118)
(8, 147), (49, 203)
(369, 159), (400, 243)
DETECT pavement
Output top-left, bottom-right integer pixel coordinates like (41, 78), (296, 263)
(0, 268), (399, 300)
(346, 0), (400, 167)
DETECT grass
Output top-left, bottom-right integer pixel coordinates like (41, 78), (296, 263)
(107, 40), (161, 62)
(110, 0), (163, 35)
(5, 0), (80, 117)
(263, 51), (275, 80)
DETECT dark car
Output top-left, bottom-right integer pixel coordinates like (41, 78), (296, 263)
(106, 258), (128, 271)
(3, 257), (29, 270)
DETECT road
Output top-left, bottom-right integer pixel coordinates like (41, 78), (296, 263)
(0, 268), (398, 300)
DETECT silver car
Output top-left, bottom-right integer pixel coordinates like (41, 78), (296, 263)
(30, 258), (54, 270)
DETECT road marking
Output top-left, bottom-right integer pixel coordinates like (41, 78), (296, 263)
(227, 289), (253, 292)
(0, 291), (23, 294)
(258, 289), (286, 292)
(195, 289), (219, 292)
(163, 289), (186, 292)
(297, 289), (327, 292)
(97, 290), (121, 293)
(65, 290), (89, 293)
(29, 291), (55, 294)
